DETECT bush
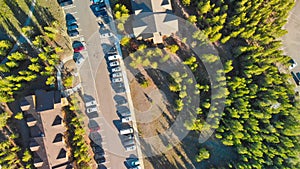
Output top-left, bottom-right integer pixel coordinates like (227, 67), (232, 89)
(140, 80), (149, 88)
(120, 36), (131, 46)
(182, 0), (191, 6)
(167, 45), (179, 54)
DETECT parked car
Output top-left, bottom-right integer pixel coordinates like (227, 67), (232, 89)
(296, 72), (300, 80)
(111, 66), (121, 72)
(125, 144), (136, 151)
(93, 146), (105, 156)
(109, 61), (119, 67)
(126, 158), (140, 168)
(108, 54), (121, 61)
(72, 41), (85, 52)
(97, 164), (107, 169)
(113, 82), (124, 88)
(95, 156), (106, 164)
(121, 116), (132, 123)
(118, 109), (130, 117)
(67, 23), (78, 31)
(112, 72), (122, 78)
(67, 30), (79, 37)
(115, 87), (126, 94)
(122, 134), (134, 140)
(120, 128), (133, 135)
(91, 0), (105, 8)
(58, 0), (73, 7)
(91, 4), (106, 17)
(116, 97), (127, 105)
(98, 21), (105, 29)
(101, 29), (113, 38)
(291, 72), (300, 85)
(108, 45), (117, 53)
(289, 59), (297, 69)
(88, 120), (100, 132)
(89, 132), (102, 143)
(66, 13), (77, 25)
(87, 106), (98, 113)
(85, 100), (97, 107)
(74, 53), (85, 65)
(112, 78), (123, 83)
(123, 139), (135, 147)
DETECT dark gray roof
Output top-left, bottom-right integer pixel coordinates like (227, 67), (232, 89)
(35, 90), (61, 112)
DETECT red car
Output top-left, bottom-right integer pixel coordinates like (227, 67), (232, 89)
(88, 120), (100, 132)
(72, 41), (85, 53)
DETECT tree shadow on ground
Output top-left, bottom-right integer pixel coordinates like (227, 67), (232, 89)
(2, 16), (20, 41)
(4, 0), (28, 28)
(139, 137), (182, 169)
(25, 0), (55, 28)
(0, 21), (11, 41)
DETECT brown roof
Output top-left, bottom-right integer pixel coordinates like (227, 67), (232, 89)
(23, 90), (69, 169)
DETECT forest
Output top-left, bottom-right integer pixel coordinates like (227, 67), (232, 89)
(181, 0), (300, 168)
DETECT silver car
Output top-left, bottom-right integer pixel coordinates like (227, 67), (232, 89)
(108, 54), (122, 61)
(109, 61), (119, 67)
(121, 116), (132, 123)
(112, 77), (123, 83)
(85, 100), (97, 107)
(87, 107), (98, 113)
(111, 66), (121, 72)
(125, 144), (136, 151)
(112, 72), (122, 78)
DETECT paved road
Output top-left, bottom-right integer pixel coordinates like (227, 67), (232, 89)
(282, 0), (300, 92)
(62, 1), (140, 169)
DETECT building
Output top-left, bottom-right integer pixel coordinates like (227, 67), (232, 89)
(131, 0), (178, 44)
(20, 90), (70, 169)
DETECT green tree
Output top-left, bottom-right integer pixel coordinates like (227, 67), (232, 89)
(22, 149), (32, 162)
(188, 15), (197, 23)
(14, 112), (23, 120)
(196, 148), (210, 162)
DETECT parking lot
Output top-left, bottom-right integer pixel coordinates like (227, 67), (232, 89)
(58, 0), (142, 168)
(282, 0), (300, 93)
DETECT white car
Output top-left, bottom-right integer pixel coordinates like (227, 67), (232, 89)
(85, 100), (97, 107)
(125, 144), (136, 151)
(112, 72), (122, 78)
(121, 116), (132, 123)
(87, 107), (98, 113)
(120, 128), (133, 135)
(109, 61), (119, 67)
(108, 54), (122, 61)
(111, 66), (121, 72)
(112, 77), (123, 83)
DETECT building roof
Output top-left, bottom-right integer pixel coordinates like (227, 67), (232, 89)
(131, 0), (178, 43)
(22, 90), (68, 169)
(35, 90), (61, 111)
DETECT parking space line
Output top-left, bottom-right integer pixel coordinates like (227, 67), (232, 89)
(63, 5), (76, 10)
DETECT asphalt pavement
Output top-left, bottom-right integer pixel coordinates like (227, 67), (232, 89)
(61, 0), (141, 169)
(282, 0), (300, 92)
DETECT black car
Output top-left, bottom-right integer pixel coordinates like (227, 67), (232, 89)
(95, 156), (106, 164)
(91, 4), (106, 17)
(93, 146), (105, 156)
(115, 87), (125, 94)
(97, 164), (107, 169)
(58, 0), (73, 7)
(67, 30), (79, 37)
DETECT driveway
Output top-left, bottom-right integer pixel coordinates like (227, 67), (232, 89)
(62, 1), (139, 169)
